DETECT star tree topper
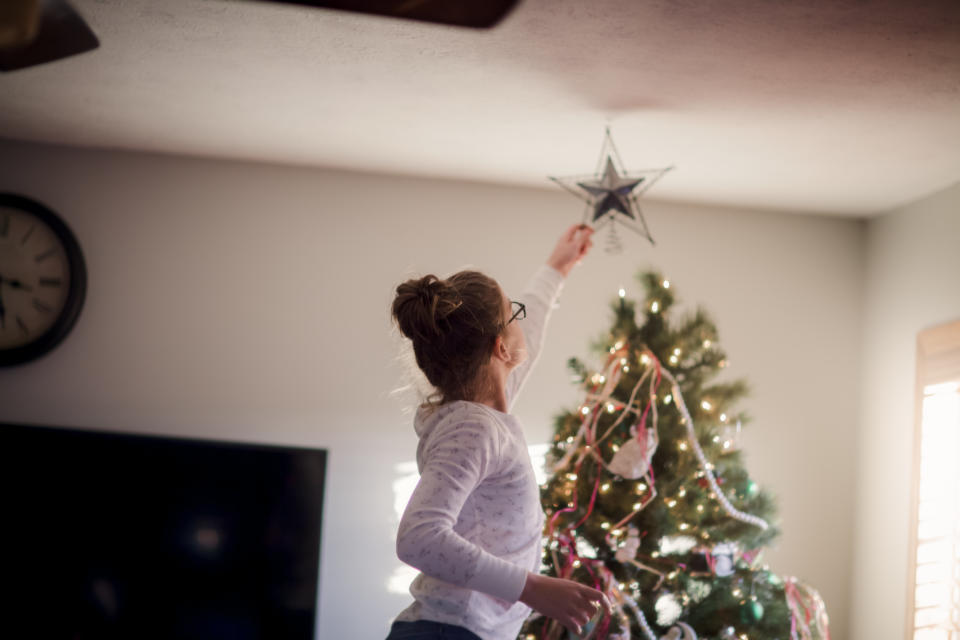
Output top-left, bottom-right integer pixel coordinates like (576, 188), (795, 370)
(550, 127), (673, 248)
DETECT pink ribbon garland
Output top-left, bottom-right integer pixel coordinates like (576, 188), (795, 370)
(784, 577), (831, 640)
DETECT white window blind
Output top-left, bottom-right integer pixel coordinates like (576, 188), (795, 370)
(910, 320), (960, 640)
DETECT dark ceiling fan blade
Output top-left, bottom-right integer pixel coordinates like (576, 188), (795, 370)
(253, 0), (520, 28)
(0, 0), (98, 72)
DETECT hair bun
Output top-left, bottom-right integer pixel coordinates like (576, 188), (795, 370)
(392, 275), (462, 341)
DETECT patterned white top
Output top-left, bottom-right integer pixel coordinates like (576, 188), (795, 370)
(394, 265), (565, 640)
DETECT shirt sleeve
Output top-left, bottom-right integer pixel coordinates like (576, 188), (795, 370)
(505, 264), (565, 410)
(395, 416), (529, 603)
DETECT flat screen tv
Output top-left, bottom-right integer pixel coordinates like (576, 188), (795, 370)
(0, 422), (327, 640)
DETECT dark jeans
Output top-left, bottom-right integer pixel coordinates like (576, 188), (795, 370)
(386, 620), (483, 640)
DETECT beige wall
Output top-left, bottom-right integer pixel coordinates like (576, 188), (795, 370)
(0, 138), (864, 639)
(850, 181), (960, 640)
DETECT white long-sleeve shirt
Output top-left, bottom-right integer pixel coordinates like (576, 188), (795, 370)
(394, 265), (565, 640)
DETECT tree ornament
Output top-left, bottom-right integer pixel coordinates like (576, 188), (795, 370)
(615, 526), (642, 562)
(659, 622), (697, 640)
(711, 542), (736, 577)
(738, 598), (764, 624)
(549, 127), (672, 251)
(609, 425), (658, 479)
(654, 593), (683, 626)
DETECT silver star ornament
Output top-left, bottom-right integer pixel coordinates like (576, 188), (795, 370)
(550, 128), (672, 248)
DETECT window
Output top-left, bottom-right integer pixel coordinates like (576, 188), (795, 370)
(909, 320), (960, 640)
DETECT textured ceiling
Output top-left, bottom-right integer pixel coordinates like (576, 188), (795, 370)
(1, 0), (959, 215)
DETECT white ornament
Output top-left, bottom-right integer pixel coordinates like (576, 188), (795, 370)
(609, 427), (657, 479)
(615, 526), (641, 562)
(659, 622), (697, 640)
(659, 535), (697, 555)
(654, 593), (682, 626)
(712, 542), (736, 577)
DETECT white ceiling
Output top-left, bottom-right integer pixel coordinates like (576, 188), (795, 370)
(1, 0), (959, 216)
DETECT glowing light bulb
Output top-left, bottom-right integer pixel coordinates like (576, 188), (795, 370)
(640, 353), (651, 365)
(673, 348), (681, 356)
(678, 488), (686, 497)
(611, 444), (619, 452)
(703, 339), (711, 348)
(606, 403), (616, 413)
(664, 395), (672, 404)
(620, 357), (627, 365)
(581, 406), (590, 415)
(663, 280), (670, 288)
(678, 523), (690, 530)
(701, 400), (712, 410)
(636, 483), (647, 493)
(669, 355), (679, 365)
(712, 435), (721, 443)
(618, 288), (626, 298)
(720, 413), (727, 422)
(600, 483), (611, 493)
(623, 366), (630, 372)
(598, 375), (605, 383)
(601, 522), (610, 530)
(567, 473), (578, 481)
(633, 502), (642, 510)
(651, 301), (660, 313)
(666, 499), (677, 508)
(566, 436), (574, 443)
(614, 341), (623, 350)
(573, 559), (581, 568)
(678, 441), (688, 451)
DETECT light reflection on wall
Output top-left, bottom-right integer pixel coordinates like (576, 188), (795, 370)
(386, 444), (551, 594)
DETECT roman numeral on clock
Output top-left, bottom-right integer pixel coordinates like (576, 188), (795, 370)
(39, 278), (63, 287)
(35, 248), (57, 263)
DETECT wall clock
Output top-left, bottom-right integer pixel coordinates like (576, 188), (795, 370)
(0, 193), (87, 366)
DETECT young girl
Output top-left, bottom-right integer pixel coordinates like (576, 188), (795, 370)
(387, 225), (612, 640)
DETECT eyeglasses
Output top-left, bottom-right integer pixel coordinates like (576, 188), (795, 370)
(508, 300), (526, 324)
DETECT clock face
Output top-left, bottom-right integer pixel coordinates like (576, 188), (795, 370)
(0, 194), (86, 365)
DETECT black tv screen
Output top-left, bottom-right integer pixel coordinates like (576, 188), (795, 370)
(0, 423), (327, 640)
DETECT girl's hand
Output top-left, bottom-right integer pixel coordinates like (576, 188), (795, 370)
(547, 224), (594, 277)
(519, 573), (613, 635)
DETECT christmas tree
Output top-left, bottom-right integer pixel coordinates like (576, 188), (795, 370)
(522, 270), (830, 640)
